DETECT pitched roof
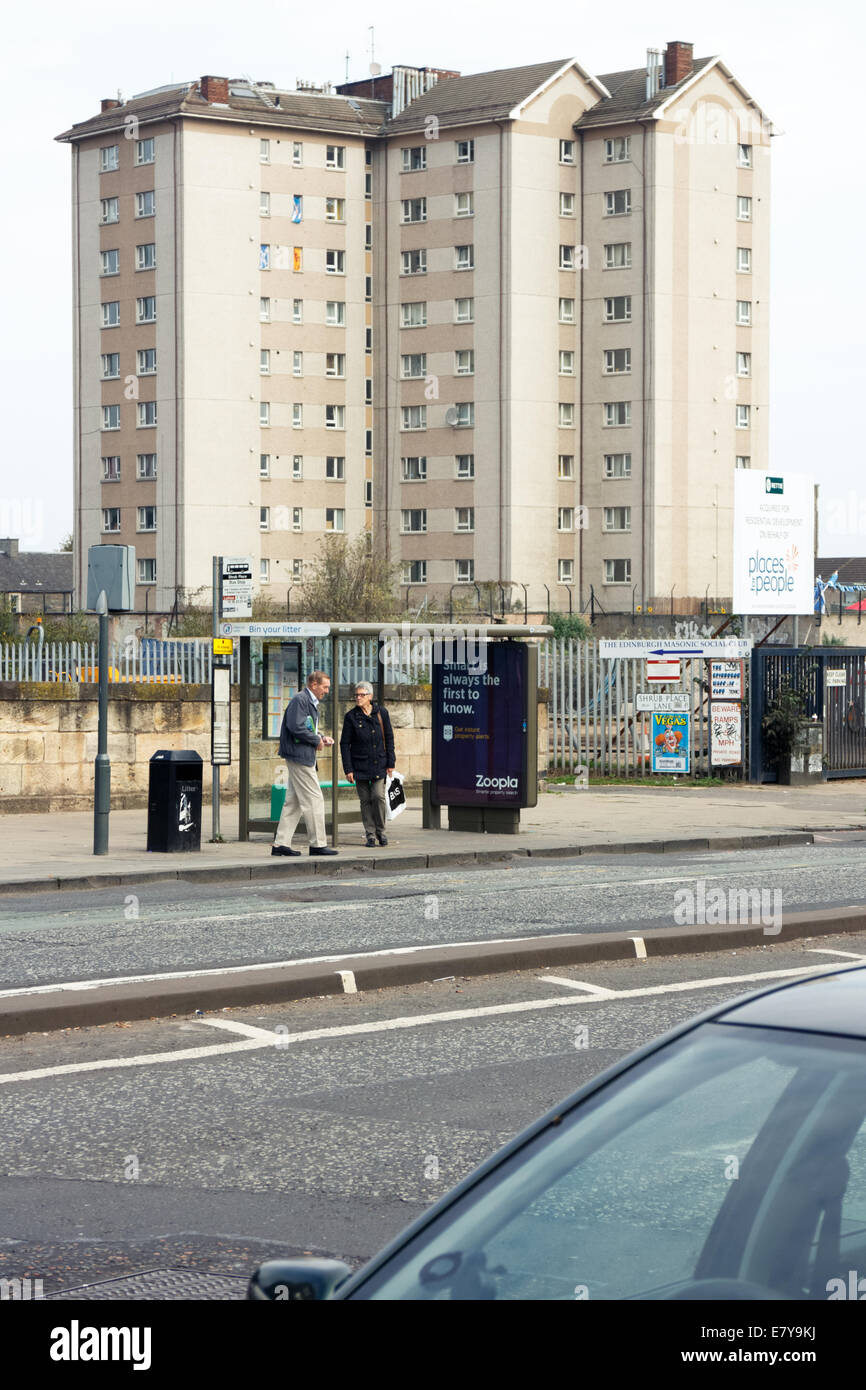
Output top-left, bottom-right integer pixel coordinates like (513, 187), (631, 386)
(574, 57), (716, 128)
(56, 84), (387, 143)
(0, 551), (73, 595)
(815, 557), (866, 586)
(383, 58), (585, 133)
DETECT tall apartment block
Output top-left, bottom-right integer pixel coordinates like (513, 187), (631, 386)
(58, 43), (771, 615)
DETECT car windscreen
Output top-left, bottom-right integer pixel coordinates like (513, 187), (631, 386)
(352, 1023), (866, 1300)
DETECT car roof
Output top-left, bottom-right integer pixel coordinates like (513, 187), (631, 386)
(713, 963), (866, 1039)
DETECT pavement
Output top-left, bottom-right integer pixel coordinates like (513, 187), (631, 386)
(2, 781), (865, 895)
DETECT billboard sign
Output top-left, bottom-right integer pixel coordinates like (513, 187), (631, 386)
(710, 701), (743, 767)
(708, 659), (744, 701)
(651, 711), (690, 774)
(732, 472), (814, 615)
(220, 557), (254, 619)
(432, 643), (537, 807)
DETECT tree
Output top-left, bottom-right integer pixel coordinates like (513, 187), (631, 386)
(58, 533), (74, 552)
(299, 534), (400, 622)
(550, 612), (591, 640)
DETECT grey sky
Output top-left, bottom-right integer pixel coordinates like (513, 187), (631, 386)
(4, 0), (864, 554)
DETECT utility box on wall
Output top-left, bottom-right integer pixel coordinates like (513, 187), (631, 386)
(86, 545), (135, 611)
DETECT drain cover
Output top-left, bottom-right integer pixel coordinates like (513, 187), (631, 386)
(48, 1268), (248, 1301)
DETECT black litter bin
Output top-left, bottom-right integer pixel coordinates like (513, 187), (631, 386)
(147, 750), (203, 852)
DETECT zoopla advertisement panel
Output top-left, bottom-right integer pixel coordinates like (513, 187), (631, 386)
(432, 643), (532, 807)
(732, 471), (814, 615)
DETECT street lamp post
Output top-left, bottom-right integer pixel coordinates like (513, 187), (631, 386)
(93, 590), (110, 855)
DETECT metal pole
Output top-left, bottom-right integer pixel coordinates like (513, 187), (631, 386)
(93, 591), (110, 855)
(521, 584), (529, 620)
(239, 637), (250, 841)
(543, 585), (550, 622)
(211, 556), (221, 842)
(793, 615), (799, 648)
(330, 632), (339, 847)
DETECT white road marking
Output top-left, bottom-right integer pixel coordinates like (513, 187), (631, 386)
(630, 936), (648, 960)
(806, 948), (866, 960)
(336, 970), (358, 995)
(540, 976), (616, 996)
(0, 960), (851, 1088)
(194, 1017), (277, 1040)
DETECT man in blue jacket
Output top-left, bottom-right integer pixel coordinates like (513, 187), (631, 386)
(272, 670), (338, 857)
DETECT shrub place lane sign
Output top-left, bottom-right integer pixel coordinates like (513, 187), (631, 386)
(432, 643), (535, 807)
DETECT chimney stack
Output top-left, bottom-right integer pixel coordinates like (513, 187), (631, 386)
(100, 98), (122, 112)
(0, 538), (19, 557)
(200, 75), (229, 104)
(664, 41), (693, 88)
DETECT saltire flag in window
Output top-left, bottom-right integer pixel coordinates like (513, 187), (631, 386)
(291, 196), (303, 224)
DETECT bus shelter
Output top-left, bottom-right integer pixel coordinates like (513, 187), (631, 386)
(215, 621), (551, 844)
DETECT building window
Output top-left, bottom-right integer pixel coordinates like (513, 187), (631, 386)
(401, 302), (427, 328)
(292, 299), (303, 323)
(559, 139), (575, 164)
(365, 377), (372, 406)
(736, 300), (752, 325)
(260, 297), (270, 321)
(134, 138), (154, 165)
(100, 197), (119, 224)
(558, 507), (574, 532)
(137, 348), (157, 375)
(137, 453), (157, 479)
(559, 192), (575, 217)
(260, 558), (270, 583)
(737, 246), (752, 273)
(603, 348), (631, 374)
(260, 244), (270, 270)
(401, 405), (427, 431)
(558, 350), (575, 376)
(604, 189), (631, 216)
(293, 142), (303, 166)
(292, 456), (303, 479)
(736, 404), (751, 429)
(260, 191), (270, 216)
(325, 508), (345, 532)
(402, 146), (427, 171)
(737, 195), (752, 221)
(401, 353), (427, 379)
(260, 507), (270, 530)
(402, 456), (427, 481)
(138, 558), (156, 584)
(326, 145), (346, 169)
(558, 298), (575, 323)
(260, 349), (271, 375)
(291, 246), (301, 271)
(365, 223), (372, 250)
(102, 508), (121, 532)
(101, 456), (121, 480)
(455, 297), (474, 323)
(136, 296), (156, 323)
(99, 406), (118, 435)
(401, 249), (427, 275)
(136, 243), (156, 270)
(325, 353), (346, 377)
(137, 401), (157, 427)
(455, 559), (475, 584)
(455, 507), (475, 532)
(291, 403), (302, 428)
(325, 196), (346, 222)
(260, 453), (270, 477)
(102, 301), (120, 327)
(292, 508), (303, 531)
(261, 402), (271, 427)
(365, 275), (372, 301)
(736, 351), (751, 377)
(135, 191), (155, 218)
(604, 295), (632, 322)
(455, 244), (474, 271)
(292, 558), (303, 579)
(603, 242), (632, 269)
(292, 351), (303, 377)
(559, 402), (575, 428)
(365, 479), (373, 508)
(403, 560), (427, 583)
(454, 402), (474, 428)
(100, 145), (119, 172)
(326, 455), (345, 480)
(558, 454), (574, 479)
(559, 245), (576, 270)
(455, 192), (474, 218)
(604, 452), (631, 478)
(737, 143), (752, 168)
(604, 136), (631, 163)
(365, 429), (373, 454)
(603, 401), (631, 427)
(603, 506), (631, 532)
(137, 505), (157, 532)
(260, 139), (270, 162)
(100, 249), (119, 276)
(604, 558), (631, 584)
(100, 353), (120, 379)
(558, 559), (574, 584)
(456, 139), (475, 163)
(455, 349), (474, 376)
(456, 454), (475, 479)
(401, 509), (427, 533)
(401, 197), (427, 223)
(326, 301), (346, 326)
(325, 404), (345, 429)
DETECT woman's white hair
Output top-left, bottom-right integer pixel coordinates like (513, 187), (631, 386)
(355, 681), (374, 695)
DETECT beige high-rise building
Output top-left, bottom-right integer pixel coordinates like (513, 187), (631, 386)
(58, 43), (772, 616)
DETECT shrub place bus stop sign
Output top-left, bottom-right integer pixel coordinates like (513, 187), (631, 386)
(432, 641), (538, 833)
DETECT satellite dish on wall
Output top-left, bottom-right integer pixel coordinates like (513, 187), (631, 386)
(444, 407), (460, 427)
(369, 62), (382, 76)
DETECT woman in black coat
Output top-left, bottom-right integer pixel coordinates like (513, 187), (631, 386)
(340, 682), (396, 847)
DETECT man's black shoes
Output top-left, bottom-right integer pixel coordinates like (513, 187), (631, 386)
(309, 846), (338, 856)
(272, 845), (301, 857)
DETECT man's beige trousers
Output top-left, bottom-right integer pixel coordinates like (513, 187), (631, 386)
(274, 760), (327, 848)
